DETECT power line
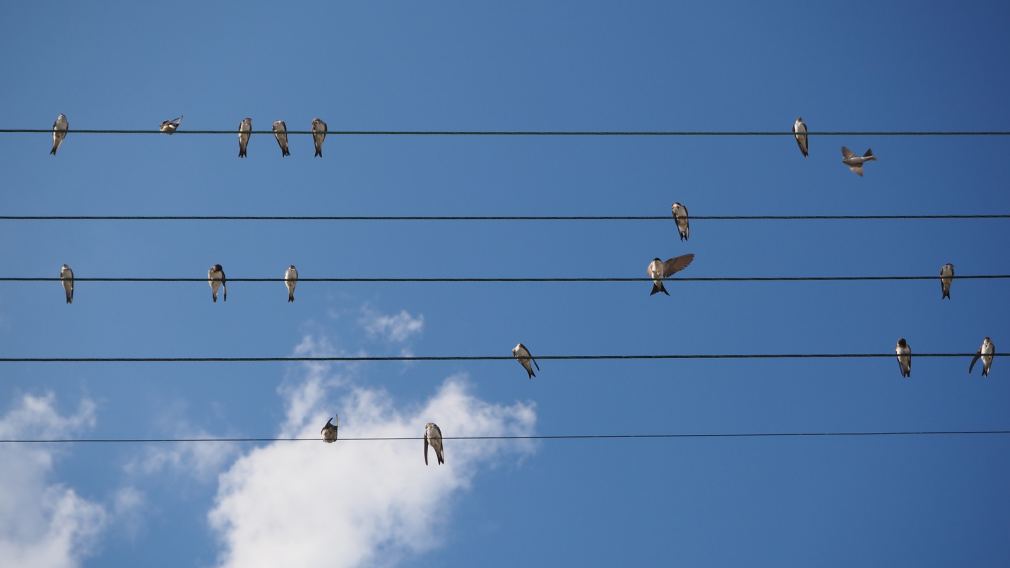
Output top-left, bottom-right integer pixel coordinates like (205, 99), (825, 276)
(2, 429), (1009, 444)
(1, 213), (1008, 222)
(0, 353), (992, 363)
(2, 274), (1008, 283)
(5, 128), (1010, 136)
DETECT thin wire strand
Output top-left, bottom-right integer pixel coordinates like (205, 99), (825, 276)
(6, 129), (1010, 136)
(1, 275), (1008, 283)
(2, 430), (1009, 444)
(1, 214), (1008, 222)
(0, 353), (993, 363)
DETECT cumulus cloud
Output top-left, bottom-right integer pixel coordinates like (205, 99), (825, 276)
(0, 393), (107, 568)
(208, 368), (536, 568)
(124, 434), (239, 482)
(360, 308), (425, 343)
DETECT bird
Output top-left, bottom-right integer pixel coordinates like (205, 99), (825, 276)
(160, 115), (183, 134)
(59, 264), (74, 304)
(311, 118), (327, 158)
(671, 202), (690, 241)
(272, 120), (290, 157)
(238, 118), (252, 158)
(647, 253), (695, 296)
(512, 343), (540, 379)
(50, 113), (69, 155)
(424, 422), (444, 465)
(895, 338), (911, 378)
(792, 117), (808, 157)
(321, 416), (339, 443)
(841, 146), (876, 176)
(969, 337), (995, 377)
(284, 265), (298, 302)
(940, 263), (954, 299)
(208, 264), (227, 303)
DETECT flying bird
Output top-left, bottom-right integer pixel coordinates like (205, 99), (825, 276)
(160, 115), (183, 134)
(272, 120), (290, 157)
(311, 118), (327, 158)
(841, 146), (876, 176)
(284, 265), (298, 302)
(939, 263), (954, 299)
(321, 416), (339, 443)
(60, 264), (74, 304)
(238, 118), (252, 158)
(50, 113), (69, 155)
(647, 253), (695, 296)
(208, 264), (227, 303)
(512, 343), (540, 379)
(895, 338), (911, 378)
(671, 202), (690, 241)
(792, 117), (808, 157)
(424, 422), (444, 466)
(969, 337), (995, 377)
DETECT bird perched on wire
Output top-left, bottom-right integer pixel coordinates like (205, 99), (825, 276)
(841, 146), (876, 176)
(284, 265), (298, 302)
(512, 343), (540, 379)
(895, 338), (911, 378)
(60, 264), (74, 304)
(160, 115), (183, 134)
(969, 337), (995, 377)
(208, 264), (227, 303)
(321, 416), (339, 443)
(792, 117), (808, 157)
(50, 113), (69, 155)
(939, 263), (954, 299)
(272, 120), (290, 157)
(671, 202), (690, 241)
(237, 118), (252, 158)
(424, 422), (444, 466)
(647, 254), (695, 296)
(311, 118), (327, 158)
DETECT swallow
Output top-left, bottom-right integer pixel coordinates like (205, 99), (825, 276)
(60, 264), (74, 304)
(160, 115), (183, 134)
(272, 120), (290, 157)
(311, 118), (327, 158)
(208, 264), (227, 302)
(969, 337), (995, 377)
(321, 416), (339, 443)
(284, 265), (298, 302)
(895, 338), (911, 378)
(512, 343), (540, 379)
(647, 253), (695, 296)
(50, 113), (69, 155)
(841, 146), (876, 176)
(238, 118), (252, 158)
(940, 263), (954, 299)
(424, 422), (444, 465)
(793, 117), (808, 157)
(671, 202), (690, 241)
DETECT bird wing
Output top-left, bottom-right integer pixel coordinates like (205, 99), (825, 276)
(970, 350), (982, 373)
(663, 254), (695, 277)
(424, 435), (429, 465)
(841, 147), (855, 159)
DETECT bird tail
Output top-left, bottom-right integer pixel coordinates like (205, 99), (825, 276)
(943, 289), (950, 299)
(288, 291), (294, 302)
(239, 148), (246, 158)
(650, 282), (670, 296)
(438, 453), (444, 465)
(314, 147), (322, 158)
(282, 148), (290, 157)
(223, 285), (228, 302)
(50, 143), (58, 155)
(527, 368), (535, 379)
(864, 148), (875, 160)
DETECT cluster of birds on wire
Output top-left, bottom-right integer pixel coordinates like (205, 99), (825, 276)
(38, 114), (996, 464)
(48, 113), (329, 158)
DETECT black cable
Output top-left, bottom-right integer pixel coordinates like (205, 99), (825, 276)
(1, 275), (1007, 283)
(0, 353), (993, 363)
(5, 129), (1010, 136)
(2, 429), (1009, 444)
(1, 214), (1007, 222)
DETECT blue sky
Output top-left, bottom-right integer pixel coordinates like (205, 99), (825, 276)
(1, 1), (1009, 566)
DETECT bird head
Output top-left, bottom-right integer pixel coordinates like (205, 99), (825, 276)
(897, 338), (907, 348)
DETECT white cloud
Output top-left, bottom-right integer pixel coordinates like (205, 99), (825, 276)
(360, 308), (425, 343)
(124, 436), (238, 482)
(208, 363), (536, 568)
(0, 393), (107, 568)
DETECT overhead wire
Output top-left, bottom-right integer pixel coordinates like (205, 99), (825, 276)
(1, 213), (1008, 222)
(5, 128), (1010, 136)
(2, 429), (1009, 444)
(1, 274), (1008, 283)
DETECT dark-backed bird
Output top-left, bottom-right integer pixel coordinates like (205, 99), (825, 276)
(512, 343), (540, 379)
(321, 416), (339, 443)
(160, 115), (183, 134)
(284, 265), (298, 303)
(272, 120), (290, 157)
(647, 254), (695, 296)
(208, 264), (227, 303)
(940, 263), (954, 299)
(60, 264), (74, 304)
(671, 202), (690, 241)
(311, 118), (327, 157)
(841, 146), (876, 176)
(238, 118), (252, 158)
(51, 113), (69, 155)
(793, 117), (808, 157)
(424, 422), (444, 465)
(970, 337), (995, 377)
(895, 338), (911, 378)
